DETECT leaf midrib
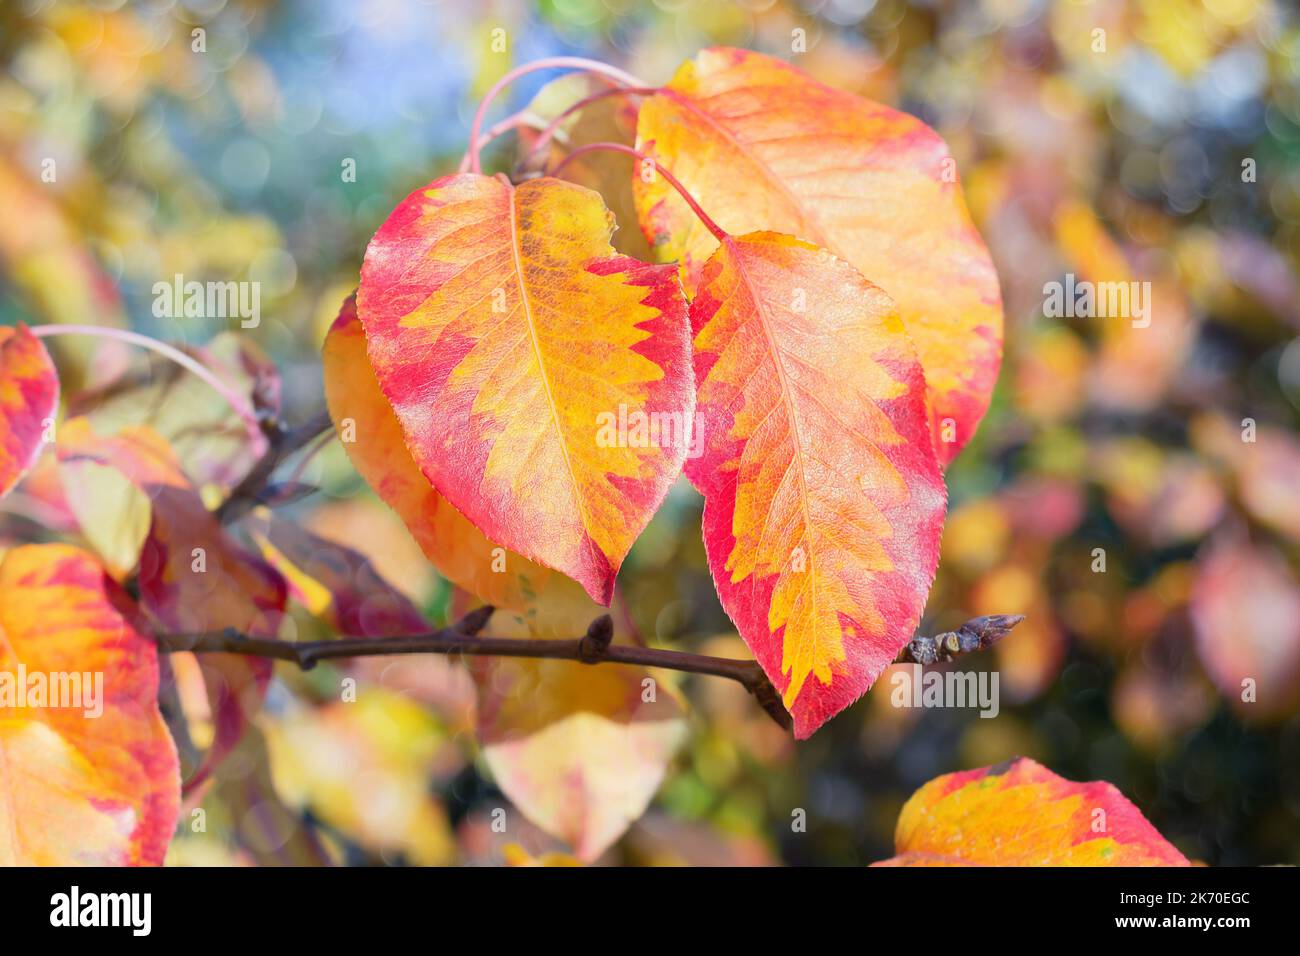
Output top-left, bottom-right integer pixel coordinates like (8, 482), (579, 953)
(725, 236), (824, 703)
(503, 181), (600, 577)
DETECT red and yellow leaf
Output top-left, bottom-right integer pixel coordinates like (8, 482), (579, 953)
(357, 173), (693, 604)
(0, 323), (58, 498)
(634, 47), (1002, 463)
(874, 757), (1190, 866)
(0, 543), (179, 865)
(685, 232), (945, 737)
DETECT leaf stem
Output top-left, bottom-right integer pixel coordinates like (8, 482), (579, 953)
(550, 141), (729, 242)
(514, 85), (657, 176)
(153, 611), (1024, 733)
(466, 58), (649, 175)
(457, 108), (548, 174)
(29, 323), (262, 445)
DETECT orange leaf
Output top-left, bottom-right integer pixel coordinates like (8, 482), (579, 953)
(634, 47), (1003, 463)
(685, 232), (945, 737)
(356, 173), (693, 604)
(1054, 200), (1194, 412)
(874, 757), (1190, 866)
(0, 543), (179, 865)
(0, 323), (58, 498)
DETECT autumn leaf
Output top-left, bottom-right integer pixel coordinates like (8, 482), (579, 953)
(474, 596), (688, 862)
(3, 452), (79, 533)
(0, 543), (179, 865)
(57, 451), (152, 579)
(874, 757), (1190, 866)
(477, 657), (688, 862)
(56, 418), (286, 636)
(1053, 199), (1194, 412)
(1229, 425), (1300, 544)
(247, 512), (428, 639)
(56, 417), (286, 787)
(265, 691), (458, 866)
(0, 157), (130, 341)
(685, 231), (945, 737)
(356, 173), (693, 605)
(324, 294), (569, 614)
(634, 47), (1003, 463)
(0, 323), (58, 499)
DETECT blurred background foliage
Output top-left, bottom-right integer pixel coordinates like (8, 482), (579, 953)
(2, 0), (1299, 865)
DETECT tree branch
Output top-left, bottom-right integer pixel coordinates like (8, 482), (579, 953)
(153, 610), (1024, 732)
(215, 408), (334, 524)
(199, 412), (1025, 731)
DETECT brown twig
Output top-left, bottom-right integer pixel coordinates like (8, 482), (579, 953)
(199, 410), (1024, 731)
(894, 614), (1025, 665)
(153, 610), (1024, 732)
(215, 408), (334, 524)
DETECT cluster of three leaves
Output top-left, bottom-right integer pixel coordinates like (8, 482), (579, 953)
(342, 48), (1003, 737)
